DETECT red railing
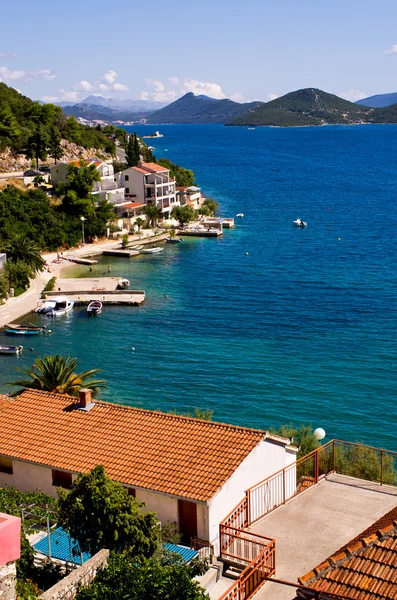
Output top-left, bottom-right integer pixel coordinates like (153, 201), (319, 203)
(222, 495), (248, 530)
(220, 525), (274, 567)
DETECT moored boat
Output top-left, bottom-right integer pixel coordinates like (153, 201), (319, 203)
(236, 213), (244, 218)
(0, 345), (23, 355)
(87, 301), (103, 315)
(166, 238), (184, 243)
(140, 247), (163, 254)
(5, 323), (45, 335)
(117, 278), (130, 289)
(36, 296), (74, 316)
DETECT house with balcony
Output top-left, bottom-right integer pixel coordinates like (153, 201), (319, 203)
(49, 160), (125, 205)
(115, 162), (179, 219)
(0, 388), (295, 555)
(176, 186), (202, 209)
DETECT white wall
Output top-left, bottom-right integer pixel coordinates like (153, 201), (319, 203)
(136, 488), (179, 525)
(0, 459), (77, 497)
(208, 439), (295, 554)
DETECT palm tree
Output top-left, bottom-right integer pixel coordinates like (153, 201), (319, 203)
(134, 217), (144, 233)
(10, 354), (108, 396)
(142, 205), (162, 228)
(1, 233), (45, 274)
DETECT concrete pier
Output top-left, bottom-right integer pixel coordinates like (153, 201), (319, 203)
(45, 290), (145, 306)
(102, 250), (140, 258)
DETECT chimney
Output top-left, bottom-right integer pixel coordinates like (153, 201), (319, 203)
(79, 388), (92, 407)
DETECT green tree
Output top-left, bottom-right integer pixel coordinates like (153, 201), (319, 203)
(1, 234), (45, 274)
(60, 163), (100, 219)
(171, 205), (196, 227)
(0, 269), (9, 299)
(134, 217), (144, 232)
(126, 133), (139, 168)
(271, 424), (320, 459)
(121, 233), (129, 249)
(157, 158), (195, 187)
(202, 198), (218, 216)
(58, 466), (159, 556)
(49, 126), (64, 164)
(134, 133), (140, 162)
(74, 552), (209, 600)
(10, 354), (107, 396)
(25, 124), (50, 169)
(4, 260), (32, 291)
(143, 205), (162, 227)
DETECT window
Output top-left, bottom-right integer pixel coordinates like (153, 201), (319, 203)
(52, 470), (73, 489)
(0, 456), (13, 474)
(125, 175), (129, 181)
(128, 487), (136, 497)
(126, 188), (129, 194)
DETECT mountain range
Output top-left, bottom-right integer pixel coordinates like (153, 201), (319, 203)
(355, 92), (397, 108)
(60, 95), (168, 121)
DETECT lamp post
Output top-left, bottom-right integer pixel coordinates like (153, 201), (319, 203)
(80, 216), (86, 245)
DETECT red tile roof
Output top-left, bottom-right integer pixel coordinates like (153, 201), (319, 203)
(117, 202), (145, 210)
(0, 389), (277, 501)
(299, 507), (397, 599)
(131, 166), (149, 175)
(141, 162), (168, 173)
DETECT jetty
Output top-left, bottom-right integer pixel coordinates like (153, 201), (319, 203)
(203, 217), (235, 228)
(68, 257), (98, 265)
(102, 249), (140, 258)
(182, 226), (223, 237)
(46, 278), (145, 305)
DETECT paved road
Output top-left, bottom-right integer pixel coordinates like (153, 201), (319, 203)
(116, 147), (126, 163)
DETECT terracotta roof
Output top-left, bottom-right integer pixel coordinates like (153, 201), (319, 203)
(299, 507), (397, 599)
(0, 389), (277, 502)
(116, 202), (145, 210)
(141, 162), (168, 173)
(131, 166), (149, 175)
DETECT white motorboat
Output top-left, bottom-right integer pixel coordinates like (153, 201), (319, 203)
(36, 296), (74, 316)
(236, 213), (244, 218)
(140, 247), (163, 254)
(87, 301), (102, 315)
(293, 219), (307, 227)
(0, 345), (23, 355)
(117, 278), (130, 289)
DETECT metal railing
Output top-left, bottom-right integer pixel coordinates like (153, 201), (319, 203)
(190, 537), (214, 561)
(218, 439), (397, 600)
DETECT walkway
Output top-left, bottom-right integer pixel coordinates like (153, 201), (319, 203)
(250, 474), (397, 600)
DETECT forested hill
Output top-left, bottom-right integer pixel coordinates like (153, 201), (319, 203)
(227, 88), (379, 126)
(0, 83), (116, 160)
(146, 92), (263, 124)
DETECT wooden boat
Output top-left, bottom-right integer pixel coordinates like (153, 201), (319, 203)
(0, 345), (23, 355)
(140, 247), (163, 254)
(87, 301), (102, 315)
(5, 323), (45, 335)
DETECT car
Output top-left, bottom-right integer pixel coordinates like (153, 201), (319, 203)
(39, 166), (50, 173)
(23, 169), (41, 177)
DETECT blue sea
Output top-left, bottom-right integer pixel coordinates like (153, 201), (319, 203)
(1, 124), (397, 448)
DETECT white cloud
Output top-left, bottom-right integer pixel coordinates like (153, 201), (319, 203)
(102, 70), (118, 84)
(73, 79), (93, 92)
(42, 95), (59, 102)
(113, 82), (128, 92)
(338, 89), (366, 102)
(267, 93), (279, 101)
(385, 44), (397, 55)
(0, 66), (55, 83)
(98, 83), (108, 91)
(0, 52), (17, 58)
(183, 79), (226, 99)
(140, 91), (149, 101)
(59, 89), (80, 102)
(169, 76), (179, 85)
(145, 79), (165, 92)
(231, 92), (244, 102)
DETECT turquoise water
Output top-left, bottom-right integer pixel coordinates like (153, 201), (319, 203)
(1, 124), (397, 448)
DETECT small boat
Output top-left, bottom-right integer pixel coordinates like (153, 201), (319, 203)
(166, 238), (184, 243)
(236, 213), (244, 218)
(87, 301), (102, 315)
(293, 219), (307, 227)
(117, 278), (130, 289)
(140, 247), (163, 254)
(0, 345), (23, 355)
(247, 127), (256, 130)
(5, 323), (45, 335)
(131, 245), (143, 251)
(36, 296), (74, 316)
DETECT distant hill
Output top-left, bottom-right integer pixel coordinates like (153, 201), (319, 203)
(356, 92), (397, 108)
(146, 93), (263, 124)
(227, 88), (375, 126)
(62, 95), (168, 122)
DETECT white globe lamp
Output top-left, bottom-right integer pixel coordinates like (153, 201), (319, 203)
(314, 427), (326, 441)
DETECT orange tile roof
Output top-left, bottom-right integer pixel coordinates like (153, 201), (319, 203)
(0, 389), (273, 501)
(131, 166), (149, 175)
(141, 162), (168, 173)
(118, 202), (145, 210)
(299, 507), (397, 599)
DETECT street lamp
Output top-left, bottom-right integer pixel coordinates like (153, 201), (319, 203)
(80, 216), (86, 245)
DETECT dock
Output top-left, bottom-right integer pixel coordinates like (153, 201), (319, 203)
(68, 257), (98, 265)
(45, 290), (145, 306)
(54, 278), (122, 293)
(182, 227), (223, 237)
(203, 217), (235, 228)
(102, 250), (140, 258)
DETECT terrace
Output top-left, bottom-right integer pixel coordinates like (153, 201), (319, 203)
(216, 440), (397, 600)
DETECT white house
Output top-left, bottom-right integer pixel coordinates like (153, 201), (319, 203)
(49, 160), (125, 205)
(0, 389), (296, 553)
(115, 162), (179, 219)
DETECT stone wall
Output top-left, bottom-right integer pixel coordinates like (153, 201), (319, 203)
(0, 561), (16, 600)
(39, 550), (109, 600)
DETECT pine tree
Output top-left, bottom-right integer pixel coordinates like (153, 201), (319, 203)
(126, 133), (138, 168)
(49, 126), (64, 164)
(134, 133), (140, 163)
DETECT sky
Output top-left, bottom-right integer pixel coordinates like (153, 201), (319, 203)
(1, 0), (397, 105)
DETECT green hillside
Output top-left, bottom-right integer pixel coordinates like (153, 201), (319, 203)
(0, 83), (116, 159)
(227, 88), (375, 126)
(146, 92), (263, 124)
